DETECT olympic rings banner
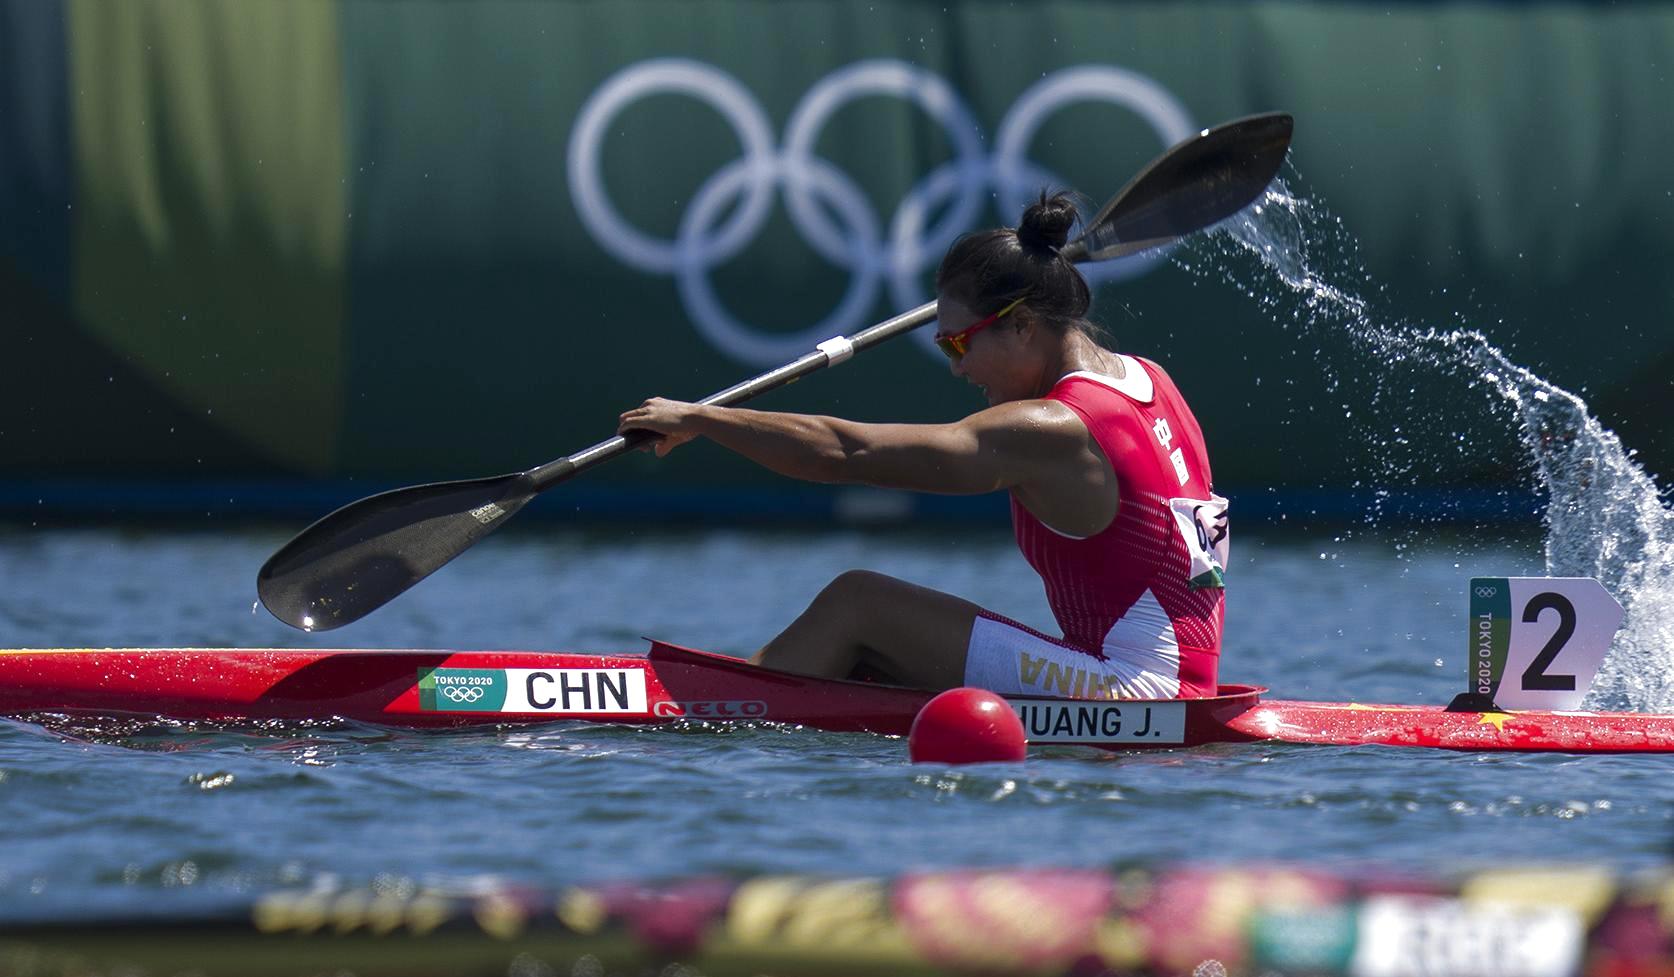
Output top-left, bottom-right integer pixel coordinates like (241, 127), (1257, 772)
(4, 0), (1674, 503)
(567, 58), (1194, 365)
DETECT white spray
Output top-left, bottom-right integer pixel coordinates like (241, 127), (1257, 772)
(1194, 175), (1674, 712)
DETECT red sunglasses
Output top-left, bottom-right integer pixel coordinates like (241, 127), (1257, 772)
(933, 295), (1029, 359)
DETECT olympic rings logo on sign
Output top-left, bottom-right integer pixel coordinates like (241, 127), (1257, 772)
(567, 58), (1194, 366)
(1475, 587), (1499, 599)
(440, 686), (487, 704)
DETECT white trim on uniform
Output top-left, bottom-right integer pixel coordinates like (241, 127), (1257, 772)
(1036, 520), (1090, 542)
(1100, 589), (1182, 697)
(1061, 357), (1154, 403)
(963, 589), (1182, 700)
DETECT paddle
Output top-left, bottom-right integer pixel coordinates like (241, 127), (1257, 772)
(257, 111), (1294, 631)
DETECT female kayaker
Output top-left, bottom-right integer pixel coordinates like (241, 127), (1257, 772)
(618, 192), (1227, 699)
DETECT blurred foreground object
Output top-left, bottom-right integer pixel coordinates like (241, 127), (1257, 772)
(3, 863), (1671, 976)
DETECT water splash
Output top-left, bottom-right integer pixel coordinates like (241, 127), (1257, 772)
(1191, 173), (1674, 712)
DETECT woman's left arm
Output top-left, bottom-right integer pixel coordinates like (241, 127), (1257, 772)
(617, 398), (1085, 495)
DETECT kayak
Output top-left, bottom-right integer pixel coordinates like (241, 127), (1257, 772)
(0, 642), (1253, 747)
(1, 642), (1671, 753)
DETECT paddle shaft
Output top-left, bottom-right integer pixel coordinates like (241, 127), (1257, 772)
(528, 298), (938, 491)
(523, 222), (1185, 492)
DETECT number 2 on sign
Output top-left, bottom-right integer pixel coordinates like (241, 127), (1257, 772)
(1467, 577), (1622, 712)
(1520, 592), (1577, 692)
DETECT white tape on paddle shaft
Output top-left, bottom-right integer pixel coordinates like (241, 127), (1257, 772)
(1466, 577), (1624, 712)
(817, 336), (855, 366)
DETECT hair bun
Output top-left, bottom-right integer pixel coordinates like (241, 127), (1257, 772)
(1016, 190), (1079, 255)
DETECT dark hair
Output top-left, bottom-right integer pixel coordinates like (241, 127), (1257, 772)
(935, 190), (1094, 336)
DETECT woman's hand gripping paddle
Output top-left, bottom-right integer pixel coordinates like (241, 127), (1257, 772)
(257, 112), (1294, 631)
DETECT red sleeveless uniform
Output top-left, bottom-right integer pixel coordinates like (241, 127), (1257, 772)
(976, 356), (1226, 699)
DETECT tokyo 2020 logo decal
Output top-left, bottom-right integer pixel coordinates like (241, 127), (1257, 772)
(438, 685), (486, 704)
(567, 58), (1193, 366)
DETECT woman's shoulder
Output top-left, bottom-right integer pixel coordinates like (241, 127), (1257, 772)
(960, 399), (1089, 448)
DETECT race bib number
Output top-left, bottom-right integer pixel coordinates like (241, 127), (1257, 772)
(1168, 494), (1229, 590)
(1467, 577), (1623, 711)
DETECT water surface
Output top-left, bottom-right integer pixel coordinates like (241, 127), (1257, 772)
(2, 524), (1666, 923)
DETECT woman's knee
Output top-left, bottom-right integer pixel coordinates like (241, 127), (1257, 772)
(817, 569), (899, 607)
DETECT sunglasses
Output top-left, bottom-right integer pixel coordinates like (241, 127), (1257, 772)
(933, 295), (1029, 359)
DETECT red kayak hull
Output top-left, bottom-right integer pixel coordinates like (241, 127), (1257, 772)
(0, 643), (1669, 752)
(0, 643), (1259, 748)
(1224, 698), (1674, 752)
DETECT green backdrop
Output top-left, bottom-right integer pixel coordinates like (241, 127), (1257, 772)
(3, 0), (1670, 514)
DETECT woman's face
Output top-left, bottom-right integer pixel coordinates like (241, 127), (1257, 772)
(934, 293), (1036, 406)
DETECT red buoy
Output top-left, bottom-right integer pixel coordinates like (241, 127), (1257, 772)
(908, 688), (1027, 764)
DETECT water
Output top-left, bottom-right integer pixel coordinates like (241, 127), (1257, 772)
(6, 172), (1674, 924)
(1, 524), (1669, 924)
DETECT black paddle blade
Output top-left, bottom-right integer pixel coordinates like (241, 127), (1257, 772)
(257, 474), (534, 631)
(1065, 112), (1294, 262)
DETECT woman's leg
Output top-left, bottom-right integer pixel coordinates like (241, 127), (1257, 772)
(751, 570), (981, 690)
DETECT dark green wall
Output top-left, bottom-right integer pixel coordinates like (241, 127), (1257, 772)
(4, 0), (1671, 505)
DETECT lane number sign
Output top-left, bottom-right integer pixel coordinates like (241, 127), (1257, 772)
(1468, 578), (1624, 711)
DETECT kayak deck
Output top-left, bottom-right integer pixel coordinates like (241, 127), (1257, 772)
(1, 643), (1671, 752)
